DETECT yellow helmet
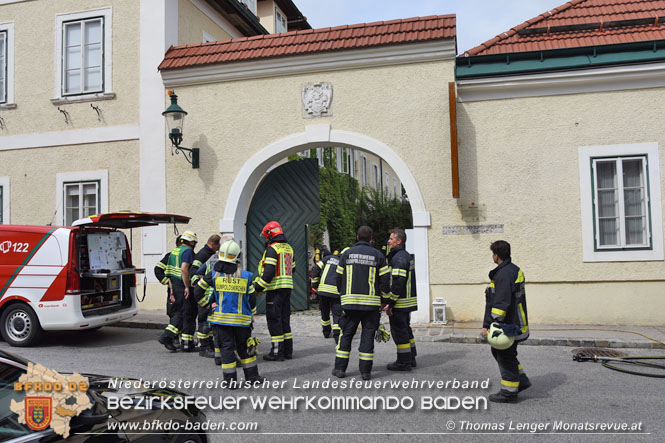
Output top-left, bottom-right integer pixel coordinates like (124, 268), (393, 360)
(218, 240), (241, 263)
(487, 323), (514, 350)
(181, 230), (198, 243)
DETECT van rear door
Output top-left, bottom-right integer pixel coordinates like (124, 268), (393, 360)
(72, 212), (190, 228)
(71, 212), (190, 316)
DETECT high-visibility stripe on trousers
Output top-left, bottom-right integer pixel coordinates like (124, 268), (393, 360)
(491, 340), (522, 394)
(334, 309), (380, 375)
(389, 310), (414, 364)
(213, 324), (260, 382)
(265, 289), (292, 357)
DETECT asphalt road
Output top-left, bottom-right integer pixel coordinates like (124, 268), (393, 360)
(2, 327), (664, 442)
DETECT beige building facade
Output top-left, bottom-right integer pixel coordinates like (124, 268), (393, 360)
(0, 0), (309, 308)
(1, 1), (663, 326)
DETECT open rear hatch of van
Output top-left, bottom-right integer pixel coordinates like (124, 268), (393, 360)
(72, 212), (190, 229)
(71, 212), (190, 316)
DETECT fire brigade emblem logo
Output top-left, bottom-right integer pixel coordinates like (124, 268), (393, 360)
(302, 82), (332, 118)
(25, 397), (52, 431)
(0, 240), (11, 254)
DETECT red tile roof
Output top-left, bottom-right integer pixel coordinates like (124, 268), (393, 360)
(464, 0), (665, 56)
(159, 15), (456, 70)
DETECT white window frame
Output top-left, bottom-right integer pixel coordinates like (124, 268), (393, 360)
(0, 22), (14, 106)
(373, 163), (379, 190)
(393, 178), (398, 198)
(593, 156), (650, 249)
(54, 8), (113, 101)
(316, 147), (324, 167)
(274, 6), (287, 33)
(361, 155), (368, 187)
(56, 170), (108, 226)
(0, 176), (9, 224)
(384, 172), (390, 195)
(579, 142), (663, 262)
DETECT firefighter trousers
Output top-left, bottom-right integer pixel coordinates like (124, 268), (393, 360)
(491, 341), (528, 394)
(334, 309), (380, 375)
(389, 310), (417, 364)
(180, 292), (198, 349)
(319, 296), (342, 341)
(165, 287), (176, 321)
(195, 306), (213, 350)
(212, 324), (259, 382)
(265, 289), (292, 357)
(162, 280), (186, 341)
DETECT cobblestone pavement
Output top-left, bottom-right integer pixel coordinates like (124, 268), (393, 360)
(119, 307), (665, 349)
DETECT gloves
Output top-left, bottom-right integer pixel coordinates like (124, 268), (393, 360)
(246, 336), (261, 356)
(375, 324), (391, 343)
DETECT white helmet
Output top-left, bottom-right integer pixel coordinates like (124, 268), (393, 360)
(181, 230), (198, 243)
(487, 323), (514, 350)
(218, 240), (241, 263)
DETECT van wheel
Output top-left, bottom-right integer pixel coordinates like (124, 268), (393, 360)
(0, 304), (43, 347)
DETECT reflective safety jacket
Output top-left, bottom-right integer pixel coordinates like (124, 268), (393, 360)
(254, 236), (295, 292)
(165, 245), (194, 281)
(387, 245), (417, 312)
(312, 254), (340, 298)
(194, 262), (215, 307)
(199, 268), (255, 327)
(154, 252), (170, 286)
(336, 241), (390, 310)
(483, 258), (529, 342)
(190, 244), (216, 286)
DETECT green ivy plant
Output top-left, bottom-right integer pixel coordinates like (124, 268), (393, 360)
(301, 148), (412, 253)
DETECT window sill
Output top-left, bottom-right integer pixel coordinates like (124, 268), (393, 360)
(0, 103), (17, 110)
(50, 92), (115, 105)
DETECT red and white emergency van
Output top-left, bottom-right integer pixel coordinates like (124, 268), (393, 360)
(0, 212), (189, 346)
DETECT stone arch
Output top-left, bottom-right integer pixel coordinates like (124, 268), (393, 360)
(220, 124), (432, 322)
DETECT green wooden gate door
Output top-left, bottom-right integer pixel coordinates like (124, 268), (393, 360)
(246, 158), (319, 313)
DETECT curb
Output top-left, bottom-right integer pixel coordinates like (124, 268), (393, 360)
(113, 320), (663, 349)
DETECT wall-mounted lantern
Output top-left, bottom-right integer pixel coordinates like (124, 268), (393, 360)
(162, 90), (199, 168)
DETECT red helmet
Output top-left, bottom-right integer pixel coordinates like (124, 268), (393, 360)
(261, 221), (283, 241)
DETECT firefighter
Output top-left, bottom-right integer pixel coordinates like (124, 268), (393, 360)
(158, 231), (197, 352)
(312, 247), (346, 343)
(253, 221), (295, 361)
(333, 226), (390, 380)
(385, 228), (418, 371)
(190, 234), (221, 357)
(481, 240), (531, 403)
(196, 240), (264, 386)
(154, 236), (181, 348)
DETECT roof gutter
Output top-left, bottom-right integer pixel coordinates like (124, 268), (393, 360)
(228, 0), (268, 35)
(456, 40), (665, 79)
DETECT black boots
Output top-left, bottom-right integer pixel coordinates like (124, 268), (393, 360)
(263, 353), (285, 361)
(488, 390), (518, 403)
(158, 334), (176, 352)
(387, 361), (412, 372)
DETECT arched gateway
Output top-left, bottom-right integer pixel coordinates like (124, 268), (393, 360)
(219, 126), (432, 322)
(158, 15), (458, 323)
